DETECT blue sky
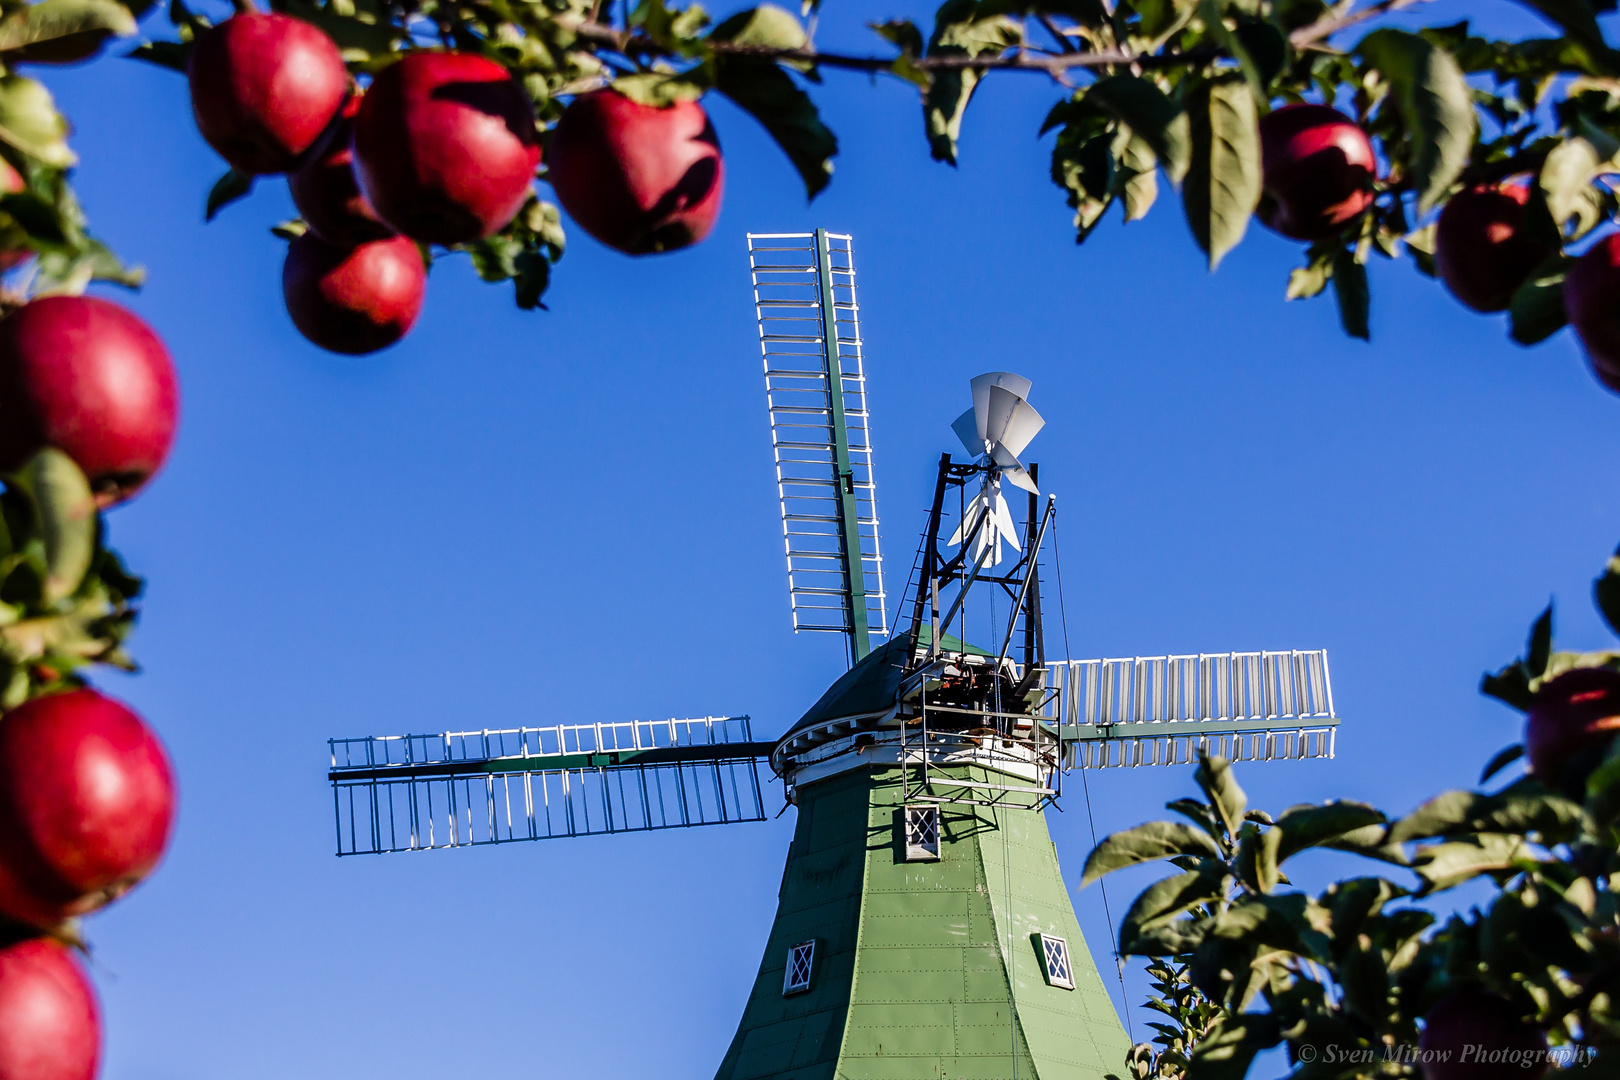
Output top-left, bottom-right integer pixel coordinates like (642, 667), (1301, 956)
(36, 1), (1620, 1075)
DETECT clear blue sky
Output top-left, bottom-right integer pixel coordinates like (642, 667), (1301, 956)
(42, 1), (1615, 1075)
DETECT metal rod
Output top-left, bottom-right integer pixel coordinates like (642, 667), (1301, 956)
(907, 452), (952, 660)
(996, 496), (1056, 667)
(814, 227), (870, 663)
(937, 531), (998, 639)
(1023, 463), (1039, 671)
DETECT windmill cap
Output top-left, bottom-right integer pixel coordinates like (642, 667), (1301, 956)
(773, 628), (990, 764)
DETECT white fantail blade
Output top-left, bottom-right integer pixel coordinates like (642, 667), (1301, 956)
(990, 487), (1021, 556)
(992, 443), (1039, 494)
(985, 384), (1045, 458)
(989, 438), (1038, 493)
(946, 500), (979, 548)
(1001, 466), (1038, 494)
(952, 408), (983, 458)
(970, 372), (1032, 443)
(947, 478), (1022, 568)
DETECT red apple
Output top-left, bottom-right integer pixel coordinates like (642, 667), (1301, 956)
(353, 51), (540, 245)
(289, 93), (393, 248)
(188, 13), (349, 175)
(0, 689), (176, 929)
(1419, 989), (1547, 1080)
(0, 937), (99, 1080)
(1435, 184), (1556, 313)
(1565, 234), (1620, 393)
(548, 89), (724, 255)
(1524, 666), (1620, 791)
(0, 296), (179, 507)
(1257, 103), (1377, 241)
(283, 232), (425, 354)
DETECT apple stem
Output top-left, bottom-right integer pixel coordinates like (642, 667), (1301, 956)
(230, 0), (261, 14)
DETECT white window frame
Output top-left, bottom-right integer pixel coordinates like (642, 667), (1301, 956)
(1039, 933), (1075, 990)
(904, 805), (940, 861)
(783, 940), (815, 995)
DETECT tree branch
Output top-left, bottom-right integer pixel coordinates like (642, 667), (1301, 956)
(573, 0), (1432, 79)
(1289, 0), (1432, 48)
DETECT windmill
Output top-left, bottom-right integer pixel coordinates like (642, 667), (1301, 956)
(325, 229), (1342, 1080)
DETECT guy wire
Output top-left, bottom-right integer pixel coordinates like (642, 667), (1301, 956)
(1051, 512), (1135, 1046)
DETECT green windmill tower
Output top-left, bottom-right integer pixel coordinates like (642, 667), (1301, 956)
(325, 231), (1342, 1080)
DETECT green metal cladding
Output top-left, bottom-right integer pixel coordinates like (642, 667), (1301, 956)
(714, 763), (1129, 1080)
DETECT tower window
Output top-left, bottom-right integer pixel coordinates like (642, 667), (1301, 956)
(1040, 934), (1075, 990)
(783, 940), (815, 995)
(904, 805), (940, 861)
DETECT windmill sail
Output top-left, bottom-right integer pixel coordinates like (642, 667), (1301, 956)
(748, 230), (887, 662)
(328, 716), (770, 855)
(1043, 649), (1339, 768)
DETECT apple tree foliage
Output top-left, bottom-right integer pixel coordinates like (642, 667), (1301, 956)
(0, 0), (1607, 335)
(1083, 540), (1620, 1080)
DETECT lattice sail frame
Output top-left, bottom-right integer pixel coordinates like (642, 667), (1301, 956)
(329, 716), (767, 855)
(1042, 649), (1338, 769)
(748, 231), (888, 644)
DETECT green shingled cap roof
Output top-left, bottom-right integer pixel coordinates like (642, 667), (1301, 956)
(780, 626), (990, 744)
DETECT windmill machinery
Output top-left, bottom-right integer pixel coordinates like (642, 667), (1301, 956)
(324, 229), (1343, 1080)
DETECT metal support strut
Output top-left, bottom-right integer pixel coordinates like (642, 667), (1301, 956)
(814, 227), (870, 663)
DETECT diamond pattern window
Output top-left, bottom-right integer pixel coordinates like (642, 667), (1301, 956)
(783, 940), (815, 995)
(904, 805), (940, 861)
(1040, 934), (1075, 990)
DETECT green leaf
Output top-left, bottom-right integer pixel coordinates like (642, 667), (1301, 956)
(1322, 876), (1408, 938)
(1286, 246), (1333, 300)
(1483, 659), (1534, 712)
(921, 0), (1021, 163)
(0, 74), (73, 167)
(1509, 253), (1572, 345)
(1131, 916), (1212, 955)
(1186, 1014), (1283, 1080)
(710, 4), (807, 49)
(274, 0), (404, 62)
(1332, 247), (1369, 339)
(1528, 602), (1553, 678)
(0, 0), (135, 54)
(13, 448), (95, 604)
(1322, 821), (1409, 865)
(0, 190), (64, 243)
(1541, 136), (1612, 234)
(1086, 75), (1189, 183)
(34, 235), (143, 295)
(1083, 821), (1224, 886)
(1120, 869), (1226, 952)
(1481, 743), (1526, 784)
(1181, 76), (1260, 270)
(871, 17), (924, 57)
(1194, 752), (1246, 839)
(1388, 788), (1586, 845)
(1511, 0), (1616, 69)
(1272, 801), (1387, 861)
(1406, 222), (1437, 277)
(1234, 824), (1283, 892)
(127, 38), (190, 71)
(204, 168), (253, 223)
(1166, 797), (1221, 837)
(630, 0), (711, 48)
(1597, 544), (1620, 639)
(609, 72), (708, 107)
(1356, 30), (1475, 215)
(1119, 132), (1158, 221)
(1411, 833), (1534, 892)
(713, 58), (836, 198)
